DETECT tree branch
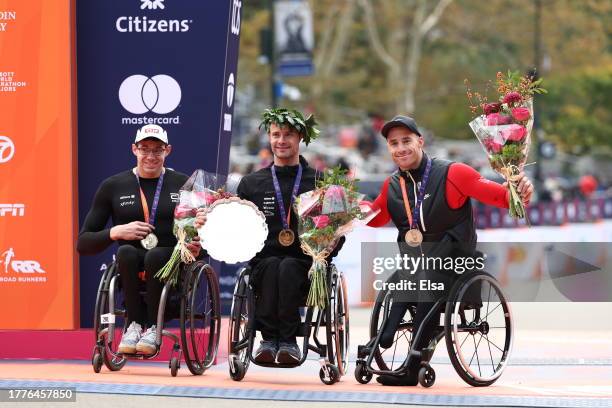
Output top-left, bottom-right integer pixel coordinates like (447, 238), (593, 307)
(419, 0), (453, 36)
(357, 0), (400, 75)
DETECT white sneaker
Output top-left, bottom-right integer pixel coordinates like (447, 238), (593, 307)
(136, 325), (158, 355)
(118, 322), (142, 354)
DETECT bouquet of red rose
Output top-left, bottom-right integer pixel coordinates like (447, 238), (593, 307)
(466, 71), (546, 218)
(155, 170), (231, 286)
(295, 167), (379, 308)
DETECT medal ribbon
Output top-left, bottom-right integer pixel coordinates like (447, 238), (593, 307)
(135, 171), (165, 227)
(398, 157), (431, 230)
(271, 164), (302, 229)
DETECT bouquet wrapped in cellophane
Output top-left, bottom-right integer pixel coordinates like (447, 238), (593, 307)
(466, 71), (546, 218)
(295, 167), (379, 308)
(155, 170), (232, 286)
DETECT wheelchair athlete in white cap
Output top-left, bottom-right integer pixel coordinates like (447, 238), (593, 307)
(77, 124), (202, 355)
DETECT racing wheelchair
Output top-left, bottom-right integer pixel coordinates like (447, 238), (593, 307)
(227, 263), (349, 385)
(91, 257), (221, 377)
(355, 269), (513, 387)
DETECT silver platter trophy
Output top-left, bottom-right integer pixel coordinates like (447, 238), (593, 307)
(198, 197), (268, 264)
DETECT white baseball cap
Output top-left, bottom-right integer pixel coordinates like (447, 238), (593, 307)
(134, 124), (169, 144)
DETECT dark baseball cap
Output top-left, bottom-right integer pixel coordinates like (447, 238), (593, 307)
(381, 115), (422, 138)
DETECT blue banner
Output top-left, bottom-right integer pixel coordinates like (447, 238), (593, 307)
(77, 0), (242, 327)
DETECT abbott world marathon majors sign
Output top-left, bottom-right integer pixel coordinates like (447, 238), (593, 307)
(77, 0), (242, 327)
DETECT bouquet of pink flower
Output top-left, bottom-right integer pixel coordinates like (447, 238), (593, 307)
(466, 71), (546, 218)
(295, 167), (379, 308)
(155, 170), (232, 286)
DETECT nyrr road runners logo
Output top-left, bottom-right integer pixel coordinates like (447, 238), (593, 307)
(119, 74), (181, 125)
(0, 135), (15, 163)
(0, 10), (17, 32)
(0, 248), (47, 283)
(116, 0), (193, 33)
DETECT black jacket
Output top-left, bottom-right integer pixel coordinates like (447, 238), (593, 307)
(237, 156), (344, 264)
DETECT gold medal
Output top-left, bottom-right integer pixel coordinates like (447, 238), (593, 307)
(141, 232), (158, 250)
(405, 229), (423, 247)
(278, 229), (295, 246)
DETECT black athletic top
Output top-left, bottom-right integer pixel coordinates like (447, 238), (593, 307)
(237, 156), (317, 262)
(77, 168), (188, 255)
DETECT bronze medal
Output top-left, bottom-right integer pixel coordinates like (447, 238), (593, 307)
(141, 232), (158, 250)
(278, 229), (295, 246)
(405, 229), (423, 247)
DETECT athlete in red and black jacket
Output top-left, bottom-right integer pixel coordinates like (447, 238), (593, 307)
(365, 115), (533, 386)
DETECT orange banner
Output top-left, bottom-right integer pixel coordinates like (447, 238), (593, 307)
(0, 0), (76, 329)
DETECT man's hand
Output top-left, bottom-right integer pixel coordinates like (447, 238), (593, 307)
(503, 172), (534, 205)
(186, 235), (202, 257)
(110, 221), (154, 241)
(194, 208), (207, 229)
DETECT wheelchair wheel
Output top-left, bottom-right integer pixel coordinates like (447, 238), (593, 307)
(444, 271), (513, 387)
(326, 266), (349, 376)
(180, 261), (221, 376)
(369, 288), (414, 372)
(93, 264), (127, 371)
(228, 268), (250, 381)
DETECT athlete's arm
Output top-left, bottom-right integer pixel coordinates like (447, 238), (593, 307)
(366, 177), (392, 227)
(445, 163), (534, 209)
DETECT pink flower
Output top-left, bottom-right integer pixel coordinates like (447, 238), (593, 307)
(502, 92), (522, 105)
(483, 103), (502, 115)
(324, 185), (346, 202)
(483, 138), (503, 154)
(486, 113), (512, 126)
(500, 124), (527, 142)
(312, 215), (330, 229)
(511, 107), (531, 121)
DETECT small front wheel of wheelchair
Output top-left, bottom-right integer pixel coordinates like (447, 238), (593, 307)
(354, 362), (373, 384)
(418, 365), (436, 388)
(92, 352), (103, 374)
(229, 359), (246, 381)
(319, 364), (340, 385)
(170, 357), (180, 377)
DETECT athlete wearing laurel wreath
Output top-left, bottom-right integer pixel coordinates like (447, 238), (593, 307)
(363, 115), (533, 386)
(77, 124), (202, 355)
(196, 108), (343, 365)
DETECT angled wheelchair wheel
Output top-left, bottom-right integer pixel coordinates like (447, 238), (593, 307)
(180, 261), (221, 375)
(93, 263), (127, 371)
(326, 266), (349, 376)
(444, 271), (513, 387)
(369, 288), (415, 372)
(228, 268), (251, 381)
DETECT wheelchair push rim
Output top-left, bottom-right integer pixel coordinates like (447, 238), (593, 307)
(93, 265), (128, 371)
(369, 289), (414, 373)
(327, 267), (350, 376)
(227, 268), (251, 379)
(445, 271), (513, 386)
(180, 261), (221, 375)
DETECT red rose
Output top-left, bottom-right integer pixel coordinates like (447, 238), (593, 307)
(483, 103), (502, 115)
(511, 107), (531, 122)
(312, 215), (330, 229)
(486, 113), (512, 126)
(483, 137), (503, 154)
(500, 124), (527, 142)
(502, 92), (522, 105)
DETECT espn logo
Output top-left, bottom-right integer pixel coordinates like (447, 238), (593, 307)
(0, 203), (24, 217)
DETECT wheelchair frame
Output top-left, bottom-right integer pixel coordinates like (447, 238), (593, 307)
(91, 258), (221, 377)
(355, 270), (513, 387)
(227, 263), (350, 385)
